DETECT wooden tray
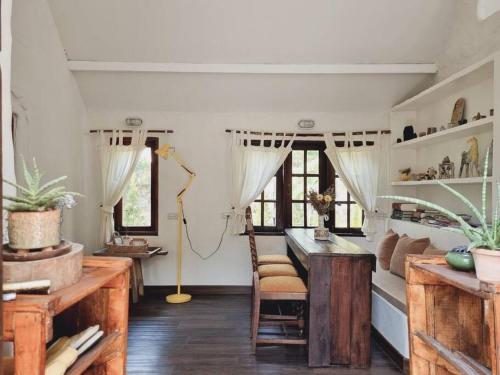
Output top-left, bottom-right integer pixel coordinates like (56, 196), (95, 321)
(105, 238), (148, 253)
(3, 241), (72, 262)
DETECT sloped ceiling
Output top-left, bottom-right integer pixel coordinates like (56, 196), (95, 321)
(47, 0), (457, 112)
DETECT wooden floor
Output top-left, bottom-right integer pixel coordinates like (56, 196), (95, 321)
(127, 294), (404, 375)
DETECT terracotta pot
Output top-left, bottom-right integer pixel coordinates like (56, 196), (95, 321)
(470, 248), (500, 283)
(8, 209), (61, 250)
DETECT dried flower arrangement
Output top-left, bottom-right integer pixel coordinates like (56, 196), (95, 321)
(308, 185), (335, 216)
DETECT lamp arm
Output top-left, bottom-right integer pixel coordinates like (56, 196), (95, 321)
(169, 150), (196, 200)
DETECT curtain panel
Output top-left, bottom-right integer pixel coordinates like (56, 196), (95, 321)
(230, 131), (295, 234)
(98, 130), (147, 244)
(324, 131), (390, 241)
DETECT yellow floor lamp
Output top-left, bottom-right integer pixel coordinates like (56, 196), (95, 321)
(155, 144), (196, 304)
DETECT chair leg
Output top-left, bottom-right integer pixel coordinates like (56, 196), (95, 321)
(251, 289), (260, 354)
(249, 285), (255, 338)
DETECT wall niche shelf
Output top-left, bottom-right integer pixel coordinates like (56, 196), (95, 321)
(392, 55), (494, 112)
(392, 117), (494, 150)
(391, 177), (492, 186)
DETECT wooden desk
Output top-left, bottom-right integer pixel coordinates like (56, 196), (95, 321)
(94, 247), (167, 303)
(285, 228), (376, 368)
(3, 256), (132, 375)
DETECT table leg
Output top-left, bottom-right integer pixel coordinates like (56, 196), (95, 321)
(13, 312), (46, 375)
(130, 261), (139, 304)
(135, 260), (145, 297)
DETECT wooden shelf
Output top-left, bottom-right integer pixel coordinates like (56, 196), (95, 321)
(391, 177), (492, 186)
(415, 331), (491, 375)
(392, 55), (494, 111)
(392, 117), (494, 150)
(66, 332), (121, 375)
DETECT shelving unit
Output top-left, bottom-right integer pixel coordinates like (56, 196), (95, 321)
(392, 117), (494, 150)
(2, 256), (132, 375)
(406, 255), (499, 374)
(391, 177), (492, 186)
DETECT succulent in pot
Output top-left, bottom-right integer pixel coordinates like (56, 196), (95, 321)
(380, 148), (500, 283)
(3, 158), (82, 251)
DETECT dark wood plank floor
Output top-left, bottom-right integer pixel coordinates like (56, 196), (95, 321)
(127, 294), (404, 375)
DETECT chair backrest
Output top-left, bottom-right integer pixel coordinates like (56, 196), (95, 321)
(245, 207), (259, 272)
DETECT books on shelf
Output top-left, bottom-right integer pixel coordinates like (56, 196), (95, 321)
(390, 203), (468, 228)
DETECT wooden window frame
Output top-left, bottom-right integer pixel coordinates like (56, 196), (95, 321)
(251, 167), (284, 233)
(114, 136), (159, 236)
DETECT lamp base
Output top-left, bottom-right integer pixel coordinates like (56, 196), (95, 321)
(166, 293), (192, 304)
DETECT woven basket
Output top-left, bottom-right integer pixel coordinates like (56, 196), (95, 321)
(105, 238), (148, 253)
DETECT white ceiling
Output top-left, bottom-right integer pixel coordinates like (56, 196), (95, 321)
(49, 0), (456, 64)
(73, 71), (429, 112)
(47, 0), (457, 112)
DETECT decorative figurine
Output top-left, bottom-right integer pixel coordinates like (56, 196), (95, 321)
(459, 137), (479, 177)
(449, 98), (465, 127)
(425, 167), (438, 180)
(427, 127), (437, 135)
(472, 112), (486, 121)
(490, 109), (494, 116)
(438, 156), (455, 179)
(403, 125), (417, 141)
(399, 168), (412, 181)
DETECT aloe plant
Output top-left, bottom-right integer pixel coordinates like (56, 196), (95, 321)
(380, 147), (499, 251)
(2, 158), (82, 212)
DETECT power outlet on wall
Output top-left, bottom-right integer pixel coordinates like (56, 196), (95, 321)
(167, 213), (178, 220)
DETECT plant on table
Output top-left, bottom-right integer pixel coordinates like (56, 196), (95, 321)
(3, 158), (82, 251)
(380, 147), (500, 282)
(308, 185), (335, 240)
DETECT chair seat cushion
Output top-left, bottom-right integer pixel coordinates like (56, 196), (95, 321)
(260, 276), (307, 293)
(258, 264), (298, 278)
(257, 254), (292, 265)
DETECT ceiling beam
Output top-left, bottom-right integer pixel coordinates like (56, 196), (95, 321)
(67, 61), (437, 75)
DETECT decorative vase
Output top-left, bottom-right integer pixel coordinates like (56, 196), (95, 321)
(470, 248), (500, 283)
(8, 209), (61, 250)
(314, 214), (330, 241)
(445, 246), (475, 271)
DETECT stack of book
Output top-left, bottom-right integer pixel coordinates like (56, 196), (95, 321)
(391, 203), (467, 228)
(391, 203), (418, 222)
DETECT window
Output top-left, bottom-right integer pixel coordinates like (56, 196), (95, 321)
(251, 168), (284, 232)
(114, 137), (159, 235)
(251, 141), (363, 236)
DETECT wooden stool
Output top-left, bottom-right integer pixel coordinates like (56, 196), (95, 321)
(251, 271), (308, 352)
(245, 207), (295, 278)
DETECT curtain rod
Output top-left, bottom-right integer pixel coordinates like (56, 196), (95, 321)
(89, 129), (174, 134)
(225, 129), (390, 136)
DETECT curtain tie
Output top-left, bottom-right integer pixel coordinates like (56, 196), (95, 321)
(101, 205), (114, 215)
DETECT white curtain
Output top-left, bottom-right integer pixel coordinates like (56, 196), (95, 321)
(324, 131), (390, 241)
(230, 131), (295, 234)
(98, 130), (147, 244)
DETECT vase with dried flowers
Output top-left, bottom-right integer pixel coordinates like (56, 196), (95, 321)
(308, 186), (335, 240)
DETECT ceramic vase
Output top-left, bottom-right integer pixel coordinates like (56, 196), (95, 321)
(314, 214), (330, 240)
(470, 248), (500, 283)
(8, 209), (61, 250)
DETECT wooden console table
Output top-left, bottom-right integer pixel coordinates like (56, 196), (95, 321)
(406, 255), (499, 375)
(285, 228), (376, 368)
(94, 247), (167, 303)
(3, 256), (132, 375)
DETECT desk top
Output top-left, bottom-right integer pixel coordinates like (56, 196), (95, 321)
(285, 228), (374, 258)
(3, 257), (132, 317)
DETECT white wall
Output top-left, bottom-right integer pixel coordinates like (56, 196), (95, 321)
(1, 0), (14, 243)
(10, 0), (88, 241)
(436, 0), (500, 81)
(84, 111), (388, 286)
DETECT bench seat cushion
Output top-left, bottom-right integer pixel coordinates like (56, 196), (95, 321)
(260, 276), (307, 293)
(258, 264), (298, 278)
(257, 254), (293, 265)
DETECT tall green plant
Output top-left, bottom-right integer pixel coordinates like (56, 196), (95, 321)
(2, 158), (81, 212)
(380, 147), (499, 251)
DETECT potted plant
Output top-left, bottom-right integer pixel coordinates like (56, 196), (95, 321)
(380, 148), (500, 283)
(3, 158), (81, 252)
(308, 186), (335, 240)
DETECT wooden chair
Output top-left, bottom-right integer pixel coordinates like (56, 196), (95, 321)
(245, 207), (297, 278)
(251, 271), (308, 352)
